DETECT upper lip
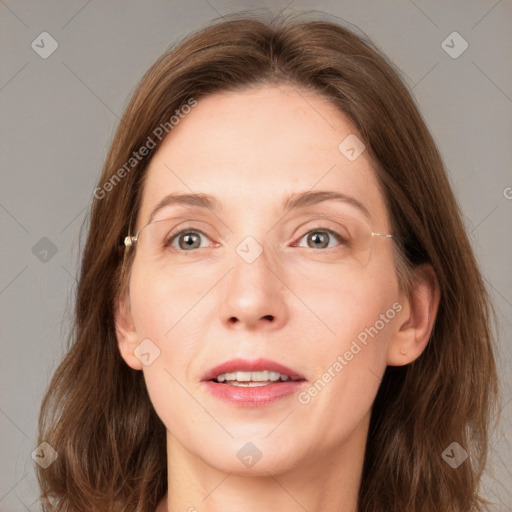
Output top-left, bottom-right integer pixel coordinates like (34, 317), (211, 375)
(202, 358), (305, 381)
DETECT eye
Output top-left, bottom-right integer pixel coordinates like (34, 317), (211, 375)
(166, 228), (211, 251)
(293, 228), (347, 250)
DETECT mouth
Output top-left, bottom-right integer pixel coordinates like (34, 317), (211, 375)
(212, 370), (303, 386)
(202, 357), (306, 383)
(201, 358), (306, 406)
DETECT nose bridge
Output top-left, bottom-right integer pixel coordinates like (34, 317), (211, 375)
(219, 225), (288, 329)
(229, 229), (283, 295)
(228, 206), (280, 273)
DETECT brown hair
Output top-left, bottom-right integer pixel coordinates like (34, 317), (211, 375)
(36, 12), (499, 512)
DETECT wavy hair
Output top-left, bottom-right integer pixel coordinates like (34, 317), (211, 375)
(36, 12), (499, 512)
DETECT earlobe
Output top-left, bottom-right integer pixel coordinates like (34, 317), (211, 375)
(114, 293), (143, 371)
(387, 264), (440, 366)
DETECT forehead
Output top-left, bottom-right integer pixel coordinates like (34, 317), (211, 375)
(137, 85), (389, 230)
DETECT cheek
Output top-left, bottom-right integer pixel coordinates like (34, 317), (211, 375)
(128, 258), (208, 339)
(127, 261), (226, 438)
(292, 259), (399, 347)
(126, 265), (192, 416)
(293, 262), (399, 430)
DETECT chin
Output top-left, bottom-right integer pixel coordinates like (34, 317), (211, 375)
(190, 434), (305, 476)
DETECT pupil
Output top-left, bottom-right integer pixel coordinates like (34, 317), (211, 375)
(309, 231), (328, 248)
(180, 233), (199, 249)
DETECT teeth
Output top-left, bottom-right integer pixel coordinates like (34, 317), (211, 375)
(224, 381), (270, 387)
(214, 370), (299, 383)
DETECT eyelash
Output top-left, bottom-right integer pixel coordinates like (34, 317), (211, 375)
(165, 225), (346, 251)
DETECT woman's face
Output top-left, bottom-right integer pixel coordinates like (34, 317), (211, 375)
(118, 84), (405, 475)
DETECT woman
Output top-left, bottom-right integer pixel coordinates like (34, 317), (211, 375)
(36, 13), (499, 512)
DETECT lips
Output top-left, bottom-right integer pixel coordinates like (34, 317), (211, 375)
(201, 358), (306, 382)
(201, 358), (307, 407)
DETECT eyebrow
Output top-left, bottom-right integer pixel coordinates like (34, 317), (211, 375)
(147, 190), (371, 224)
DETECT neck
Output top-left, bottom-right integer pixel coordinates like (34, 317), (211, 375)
(161, 416), (369, 512)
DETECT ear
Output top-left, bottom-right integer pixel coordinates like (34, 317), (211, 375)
(114, 292), (143, 370)
(387, 263), (440, 366)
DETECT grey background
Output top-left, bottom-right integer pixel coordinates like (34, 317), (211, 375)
(1, 1), (511, 510)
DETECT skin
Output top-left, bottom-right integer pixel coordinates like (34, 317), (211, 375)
(115, 84), (440, 512)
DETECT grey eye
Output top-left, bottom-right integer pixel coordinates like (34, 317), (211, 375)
(297, 229), (343, 249)
(168, 230), (209, 251)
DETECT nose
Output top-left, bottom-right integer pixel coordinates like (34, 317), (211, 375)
(219, 244), (289, 331)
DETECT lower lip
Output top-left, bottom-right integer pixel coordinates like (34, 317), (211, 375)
(203, 380), (306, 407)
